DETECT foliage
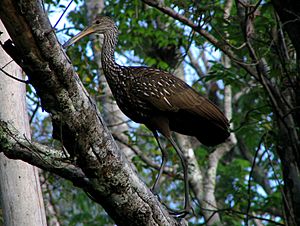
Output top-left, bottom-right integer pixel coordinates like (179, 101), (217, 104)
(48, 174), (114, 226)
(25, 0), (299, 225)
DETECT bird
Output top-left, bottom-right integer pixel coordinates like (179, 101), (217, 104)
(63, 15), (230, 217)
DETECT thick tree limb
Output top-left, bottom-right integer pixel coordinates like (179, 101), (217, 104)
(0, 0), (178, 225)
(0, 120), (88, 188)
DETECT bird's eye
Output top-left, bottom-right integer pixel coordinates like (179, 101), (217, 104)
(95, 20), (100, 24)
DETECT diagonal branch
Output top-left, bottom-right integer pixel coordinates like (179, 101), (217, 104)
(0, 1), (178, 225)
(0, 120), (88, 186)
(141, 0), (259, 79)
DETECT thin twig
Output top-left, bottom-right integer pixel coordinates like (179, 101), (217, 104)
(53, 0), (74, 28)
(113, 134), (178, 177)
(107, 119), (131, 128)
(196, 203), (285, 226)
(29, 101), (40, 124)
(245, 133), (266, 226)
(0, 66), (29, 84)
(1, 59), (13, 69)
(246, 0), (263, 17)
(141, 0), (259, 79)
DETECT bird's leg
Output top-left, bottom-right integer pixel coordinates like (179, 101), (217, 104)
(167, 136), (191, 217)
(151, 131), (168, 195)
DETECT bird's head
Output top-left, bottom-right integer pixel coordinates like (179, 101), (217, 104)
(63, 16), (117, 48)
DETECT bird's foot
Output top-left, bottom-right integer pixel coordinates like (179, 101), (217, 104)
(163, 204), (193, 218)
(169, 209), (190, 219)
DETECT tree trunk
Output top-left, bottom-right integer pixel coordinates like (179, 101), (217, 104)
(0, 20), (47, 226)
(0, 1), (177, 224)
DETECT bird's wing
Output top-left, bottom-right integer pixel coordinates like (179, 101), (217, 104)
(129, 67), (228, 126)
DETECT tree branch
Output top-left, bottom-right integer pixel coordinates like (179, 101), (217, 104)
(0, 120), (87, 186)
(141, 0), (259, 79)
(114, 133), (178, 176)
(0, 1), (178, 225)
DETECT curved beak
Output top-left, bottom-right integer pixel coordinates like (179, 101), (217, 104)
(63, 26), (96, 49)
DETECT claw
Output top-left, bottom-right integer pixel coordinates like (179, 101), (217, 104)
(165, 205), (193, 218)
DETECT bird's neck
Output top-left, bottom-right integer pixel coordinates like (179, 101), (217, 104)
(101, 31), (121, 76)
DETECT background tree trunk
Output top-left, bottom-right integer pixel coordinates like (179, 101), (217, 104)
(0, 20), (47, 226)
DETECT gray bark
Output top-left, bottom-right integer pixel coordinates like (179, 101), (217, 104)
(0, 20), (47, 226)
(40, 173), (60, 226)
(0, 1), (179, 225)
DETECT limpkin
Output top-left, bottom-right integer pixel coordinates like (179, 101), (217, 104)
(63, 16), (230, 216)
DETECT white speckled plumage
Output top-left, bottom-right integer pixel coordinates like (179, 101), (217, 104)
(64, 15), (230, 216)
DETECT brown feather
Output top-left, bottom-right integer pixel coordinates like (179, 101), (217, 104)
(127, 67), (230, 146)
(64, 16), (230, 214)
